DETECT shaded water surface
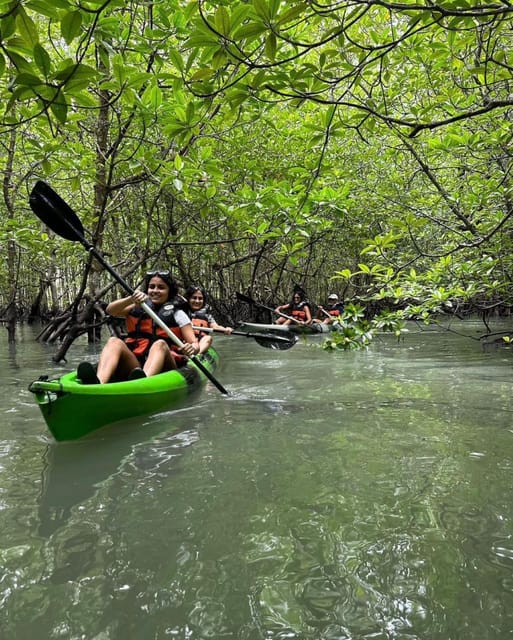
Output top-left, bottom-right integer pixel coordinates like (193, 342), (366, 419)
(1, 322), (512, 639)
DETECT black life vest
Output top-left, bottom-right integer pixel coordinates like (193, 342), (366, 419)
(125, 301), (183, 358)
(291, 301), (310, 321)
(326, 303), (342, 318)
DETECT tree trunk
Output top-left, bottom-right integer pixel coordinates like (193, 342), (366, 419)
(3, 126), (18, 343)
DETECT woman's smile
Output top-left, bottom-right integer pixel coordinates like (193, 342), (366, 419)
(189, 295), (204, 310)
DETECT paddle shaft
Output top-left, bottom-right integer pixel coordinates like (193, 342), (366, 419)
(274, 307), (301, 324)
(32, 186), (228, 394)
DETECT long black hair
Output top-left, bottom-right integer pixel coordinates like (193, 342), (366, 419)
(290, 288), (308, 305)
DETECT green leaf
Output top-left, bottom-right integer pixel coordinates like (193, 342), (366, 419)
(54, 63), (97, 83)
(186, 100), (195, 122)
(190, 68), (215, 81)
(5, 40), (34, 73)
(233, 22), (268, 40)
(50, 93), (68, 123)
(29, 0), (71, 13)
(265, 32), (276, 61)
(61, 10), (83, 45)
(13, 72), (43, 87)
(168, 48), (184, 73)
(139, 83), (160, 109)
(33, 43), (51, 77)
(185, 34), (220, 48)
(253, 0), (269, 20)
(228, 89), (249, 109)
(163, 123), (190, 138)
(214, 5), (231, 36)
(126, 72), (152, 89)
(277, 3), (308, 26)
(230, 4), (252, 28)
(16, 7), (39, 47)
(0, 14), (16, 39)
(212, 48), (227, 70)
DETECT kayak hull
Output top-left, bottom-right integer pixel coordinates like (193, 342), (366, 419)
(236, 321), (333, 335)
(29, 348), (219, 441)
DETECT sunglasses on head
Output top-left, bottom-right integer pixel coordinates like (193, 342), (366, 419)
(146, 270), (170, 277)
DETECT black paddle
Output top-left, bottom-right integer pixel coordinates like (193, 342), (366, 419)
(236, 292), (300, 324)
(197, 325), (297, 350)
(29, 180), (229, 395)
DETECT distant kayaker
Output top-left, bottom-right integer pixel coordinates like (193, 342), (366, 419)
(274, 290), (312, 325)
(77, 271), (199, 384)
(184, 285), (233, 354)
(314, 293), (344, 325)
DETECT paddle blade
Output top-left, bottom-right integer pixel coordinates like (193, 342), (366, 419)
(253, 333), (298, 350)
(29, 181), (85, 241)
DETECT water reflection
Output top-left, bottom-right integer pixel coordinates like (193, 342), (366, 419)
(38, 436), (131, 538)
(37, 415), (202, 539)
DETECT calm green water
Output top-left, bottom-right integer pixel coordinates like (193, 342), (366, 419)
(1, 321), (512, 639)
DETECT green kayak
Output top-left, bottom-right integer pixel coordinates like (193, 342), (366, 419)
(28, 348), (219, 441)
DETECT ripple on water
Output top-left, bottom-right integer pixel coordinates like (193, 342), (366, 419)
(491, 540), (513, 570)
(3, 325), (513, 639)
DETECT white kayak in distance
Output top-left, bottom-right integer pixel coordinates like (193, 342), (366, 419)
(236, 321), (335, 335)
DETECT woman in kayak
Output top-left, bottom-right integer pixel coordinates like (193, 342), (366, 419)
(274, 289), (312, 325)
(77, 271), (199, 384)
(184, 285), (233, 354)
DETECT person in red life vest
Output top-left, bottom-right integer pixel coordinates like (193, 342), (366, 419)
(274, 290), (313, 325)
(314, 293), (345, 324)
(77, 271), (199, 384)
(184, 285), (233, 354)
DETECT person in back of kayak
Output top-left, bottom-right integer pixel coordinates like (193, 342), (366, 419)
(184, 285), (233, 354)
(314, 293), (344, 324)
(77, 271), (199, 384)
(274, 290), (312, 325)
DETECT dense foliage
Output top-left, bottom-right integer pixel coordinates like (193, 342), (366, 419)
(1, 0), (512, 348)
